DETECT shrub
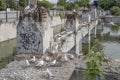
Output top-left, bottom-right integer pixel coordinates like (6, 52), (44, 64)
(83, 52), (104, 80)
(110, 6), (120, 16)
(0, 0), (6, 10)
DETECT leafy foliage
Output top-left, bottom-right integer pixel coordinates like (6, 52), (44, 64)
(19, 0), (25, 8)
(98, 0), (116, 10)
(7, 0), (17, 9)
(111, 23), (120, 33)
(57, 0), (89, 10)
(75, 0), (89, 7)
(91, 40), (104, 53)
(57, 0), (66, 6)
(110, 6), (120, 16)
(83, 52), (104, 80)
(65, 3), (74, 10)
(0, 0), (6, 10)
(38, 0), (53, 9)
(65, 2), (79, 10)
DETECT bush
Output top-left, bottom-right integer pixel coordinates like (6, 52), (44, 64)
(38, 0), (53, 9)
(83, 52), (104, 80)
(19, 0), (25, 8)
(98, 0), (116, 10)
(110, 6), (120, 16)
(0, 0), (6, 10)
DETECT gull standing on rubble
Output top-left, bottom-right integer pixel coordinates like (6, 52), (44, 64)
(49, 60), (56, 66)
(45, 56), (50, 61)
(36, 60), (44, 67)
(25, 59), (30, 66)
(70, 54), (74, 59)
(64, 54), (68, 62)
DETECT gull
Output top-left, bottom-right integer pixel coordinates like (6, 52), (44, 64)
(49, 60), (56, 66)
(64, 54), (68, 62)
(45, 68), (54, 78)
(36, 60), (44, 67)
(25, 5), (30, 10)
(29, 56), (36, 62)
(25, 59), (30, 66)
(52, 50), (55, 53)
(70, 54), (74, 59)
(45, 56), (50, 61)
(55, 44), (58, 50)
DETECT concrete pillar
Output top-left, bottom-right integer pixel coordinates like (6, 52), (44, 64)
(88, 26), (91, 53)
(94, 8), (97, 20)
(87, 13), (91, 53)
(94, 25), (97, 38)
(79, 39), (82, 53)
(75, 18), (80, 55)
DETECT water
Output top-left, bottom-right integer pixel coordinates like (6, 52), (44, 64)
(98, 23), (120, 59)
(0, 39), (16, 69)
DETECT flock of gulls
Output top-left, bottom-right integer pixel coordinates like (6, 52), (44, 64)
(24, 53), (75, 79)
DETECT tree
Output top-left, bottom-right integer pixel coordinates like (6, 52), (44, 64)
(57, 0), (66, 6)
(7, 0), (17, 9)
(19, 0), (25, 8)
(65, 3), (74, 10)
(98, 0), (116, 10)
(110, 6), (120, 16)
(74, 3), (79, 10)
(75, 0), (89, 7)
(0, 0), (6, 10)
(38, 0), (53, 9)
(65, 3), (79, 10)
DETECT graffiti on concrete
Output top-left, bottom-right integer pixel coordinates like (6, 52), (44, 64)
(17, 24), (43, 54)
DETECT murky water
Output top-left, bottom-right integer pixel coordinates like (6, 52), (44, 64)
(0, 39), (16, 69)
(98, 23), (120, 59)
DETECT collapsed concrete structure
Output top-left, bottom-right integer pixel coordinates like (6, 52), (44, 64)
(17, 6), (99, 55)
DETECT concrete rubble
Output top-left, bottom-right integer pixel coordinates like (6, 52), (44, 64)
(0, 53), (120, 80)
(0, 53), (85, 80)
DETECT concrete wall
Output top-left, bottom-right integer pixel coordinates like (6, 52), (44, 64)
(105, 16), (120, 23)
(0, 22), (18, 42)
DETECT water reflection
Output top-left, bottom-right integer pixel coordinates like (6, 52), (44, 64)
(82, 22), (120, 59)
(0, 39), (16, 69)
(97, 22), (120, 59)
